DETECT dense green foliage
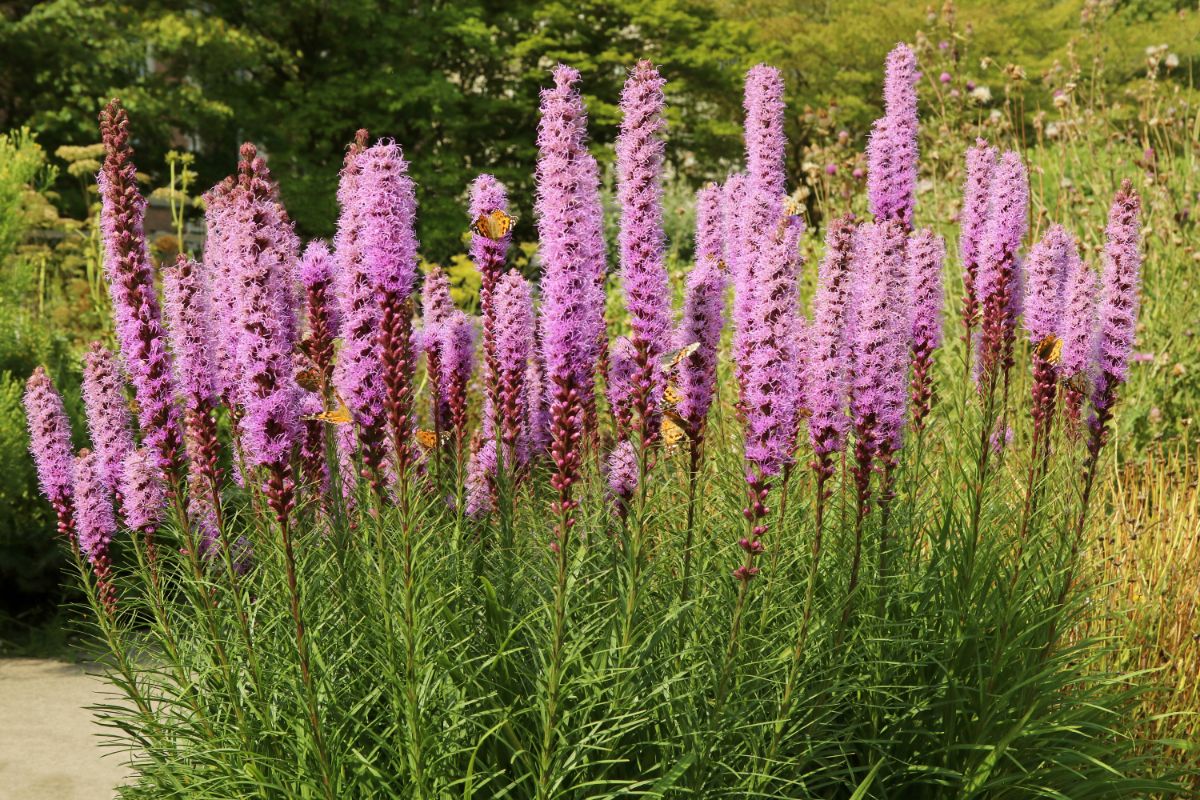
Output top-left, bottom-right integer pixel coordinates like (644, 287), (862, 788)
(82, 333), (1189, 797)
(3, 0), (1197, 258)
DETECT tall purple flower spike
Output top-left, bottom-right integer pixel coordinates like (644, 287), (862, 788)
(536, 64), (607, 540)
(960, 139), (996, 333)
(423, 266), (456, 431)
(675, 260), (727, 433)
(867, 44), (920, 231)
(743, 65), (788, 198)
(229, 145), (301, 478)
(74, 449), (118, 611)
(437, 310), (476, 445)
(1089, 181), (1142, 442)
(907, 228), (945, 431)
(850, 220), (911, 463)
(121, 446), (165, 533)
(975, 150), (1028, 386)
(617, 60), (673, 446)
(465, 439), (498, 519)
(1060, 244), (1097, 432)
(606, 336), (638, 436)
(605, 439), (639, 518)
(98, 100), (182, 475)
(163, 256), (220, 412)
(470, 174), (512, 442)
(492, 270), (535, 457)
(24, 367), (76, 540)
(806, 214), (857, 461)
(1023, 225), (1075, 345)
(81, 343), (135, 498)
(202, 177), (240, 402)
(299, 240), (340, 394)
(334, 138), (421, 485)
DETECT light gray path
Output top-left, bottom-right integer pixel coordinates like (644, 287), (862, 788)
(0, 659), (130, 799)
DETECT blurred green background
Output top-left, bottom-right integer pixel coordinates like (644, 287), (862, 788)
(1, 0), (1197, 648)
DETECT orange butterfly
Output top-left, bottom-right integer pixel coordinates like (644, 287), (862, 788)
(470, 209), (514, 241)
(415, 429), (450, 450)
(305, 402), (352, 425)
(1035, 334), (1063, 365)
(295, 367), (322, 392)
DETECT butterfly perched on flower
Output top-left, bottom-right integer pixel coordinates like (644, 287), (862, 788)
(415, 429), (450, 451)
(662, 341), (700, 373)
(1035, 334), (1063, 365)
(470, 209), (514, 241)
(660, 413), (689, 454)
(305, 402), (352, 425)
(1064, 371), (1091, 395)
(295, 367), (322, 393)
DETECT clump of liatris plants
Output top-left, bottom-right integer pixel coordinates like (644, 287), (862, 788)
(24, 49), (1193, 799)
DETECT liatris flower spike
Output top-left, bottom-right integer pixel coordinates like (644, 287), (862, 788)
(868, 43), (920, 231)
(743, 65), (788, 198)
(1088, 180), (1142, 456)
(470, 175), (512, 441)
(1060, 247), (1098, 434)
(298, 240), (339, 392)
(907, 228), (945, 432)
(75, 449), (118, 613)
(807, 214), (856, 468)
(617, 60), (672, 447)
(121, 446), (166, 567)
(960, 139), (996, 338)
(1023, 226), (1076, 441)
(98, 99), (183, 476)
(605, 439), (639, 520)
(24, 367), (76, 542)
(492, 270), (535, 457)
(81, 343), (135, 501)
(229, 145), (302, 522)
(975, 150), (1028, 388)
(536, 64), (606, 542)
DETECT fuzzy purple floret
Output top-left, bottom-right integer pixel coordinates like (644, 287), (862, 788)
(736, 183), (801, 477)
(907, 228), (945, 352)
(606, 336), (638, 434)
(437, 311), (476, 406)
(202, 179), (240, 401)
(121, 447), (165, 531)
(74, 450), (116, 562)
(605, 439), (639, 504)
(806, 214), (857, 456)
(536, 65), (607, 400)
(98, 102), (181, 470)
(163, 257), (220, 410)
(24, 367), (75, 507)
(493, 271), (535, 380)
(1022, 225), (1074, 344)
(695, 183), (725, 266)
(867, 44), (920, 230)
(1092, 181), (1142, 406)
(743, 65), (788, 199)
(299, 240), (339, 338)
(850, 221), (911, 456)
(675, 260), (727, 429)
(81, 343), (134, 496)
(229, 152), (301, 469)
(465, 439), (498, 519)
(617, 60), (673, 369)
(960, 139), (996, 305)
(523, 342), (552, 456)
(1059, 247), (1097, 381)
(333, 141), (420, 437)
(422, 267), (456, 335)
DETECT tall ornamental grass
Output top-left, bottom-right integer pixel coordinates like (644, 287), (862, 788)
(24, 46), (1192, 797)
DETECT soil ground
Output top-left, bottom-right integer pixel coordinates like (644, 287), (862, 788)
(0, 658), (130, 799)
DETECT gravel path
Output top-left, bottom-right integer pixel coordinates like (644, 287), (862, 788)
(0, 659), (130, 799)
